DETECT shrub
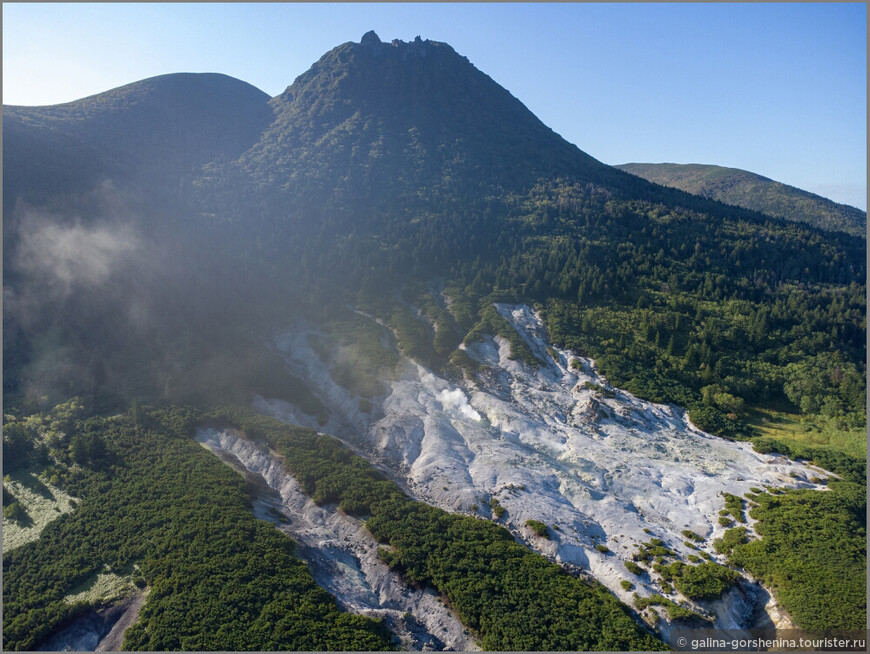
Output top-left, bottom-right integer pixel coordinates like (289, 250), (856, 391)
(633, 594), (706, 622)
(525, 519), (548, 538)
(723, 493), (745, 522)
(652, 562), (672, 581)
(625, 561), (645, 576)
(688, 404), (738, 436)
(3, 501), (28, 523)
(713, 527), (749, 554)
(671, 562), (740, 600)
(633, 549), (652, 563)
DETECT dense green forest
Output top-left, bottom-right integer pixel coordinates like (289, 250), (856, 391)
(208, 407), (664, 651)
(220, 165), (866, 448)
(2, 403), (393, 651)
(714, 482), (866, 630)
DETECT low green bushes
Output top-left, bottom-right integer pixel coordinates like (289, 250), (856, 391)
(215, 408), (664, 651)
(525, 519), (549, 538)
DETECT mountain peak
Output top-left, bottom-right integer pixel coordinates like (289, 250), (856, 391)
(256, 34), (611, 199)
(360, 30), (381, 46)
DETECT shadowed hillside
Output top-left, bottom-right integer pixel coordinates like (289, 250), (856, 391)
(4, 31), (865, 456)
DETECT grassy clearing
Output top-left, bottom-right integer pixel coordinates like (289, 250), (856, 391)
(746, 407), (865, 459)
(64, 570), (136, 605)
(2, 470), (76, 551)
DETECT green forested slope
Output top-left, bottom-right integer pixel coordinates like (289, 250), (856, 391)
(714, 482), (866, 631)
(4, 35), (865, 444)
(1, 405), (392, 651)
(617, 162), (866, 237)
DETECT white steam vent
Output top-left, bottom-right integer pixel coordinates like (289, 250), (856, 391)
(436, 388), (482, 422)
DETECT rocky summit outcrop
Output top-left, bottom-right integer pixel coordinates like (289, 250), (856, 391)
(360, 30), (381, 46)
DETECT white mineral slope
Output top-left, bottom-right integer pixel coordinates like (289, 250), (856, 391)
(195, 427), (477, 652)
(259, 304), (829, 631)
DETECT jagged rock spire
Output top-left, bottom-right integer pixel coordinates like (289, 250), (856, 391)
(361, 30), (381, 46)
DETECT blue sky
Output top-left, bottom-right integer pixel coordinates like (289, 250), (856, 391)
(3, 2), (866, 209)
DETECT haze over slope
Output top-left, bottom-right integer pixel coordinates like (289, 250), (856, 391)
(3, 73), (272, 211)
(4, 33), (864, 425)
(617, 162), (866, 237)
(2, 31), (866, 650)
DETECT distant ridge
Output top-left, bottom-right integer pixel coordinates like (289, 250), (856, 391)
(616, 162), (866, 237)
(3, 73), (273, 204)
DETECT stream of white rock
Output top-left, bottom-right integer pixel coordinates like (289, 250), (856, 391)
(195, 427), (477, 651)
(254, 303), (819, 633)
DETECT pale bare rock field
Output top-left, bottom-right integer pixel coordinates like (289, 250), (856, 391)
(255, 304), (830, 632)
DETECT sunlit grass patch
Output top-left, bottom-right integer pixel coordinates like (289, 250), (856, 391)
(2, 470), (76, 551)
(64, 569), (137, 605)
(746, 407), (865, 459)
